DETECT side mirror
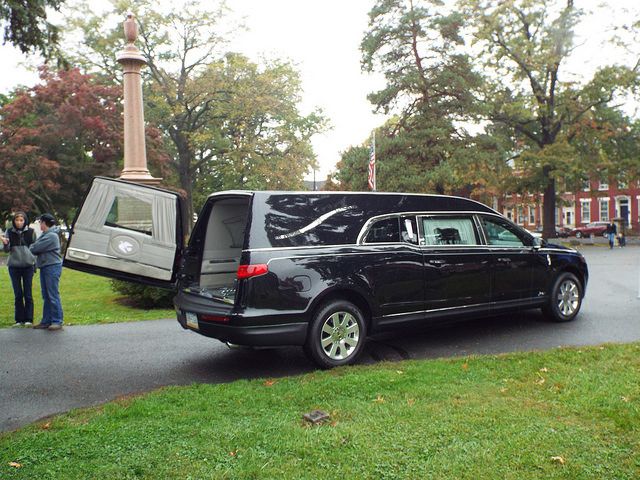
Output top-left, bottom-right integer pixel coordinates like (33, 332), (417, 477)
(532, 237), (544, 248)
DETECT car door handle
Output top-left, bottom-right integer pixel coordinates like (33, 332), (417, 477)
(497, 257), (512, 263)
(428, 259), (446, 265)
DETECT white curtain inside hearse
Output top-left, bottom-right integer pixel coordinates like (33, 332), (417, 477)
(65, 178), (179, 282)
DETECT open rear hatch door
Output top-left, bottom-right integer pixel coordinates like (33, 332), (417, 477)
(64, 177), (183, 289)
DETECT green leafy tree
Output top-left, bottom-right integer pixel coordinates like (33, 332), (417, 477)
(68, 0), (324, 228)
(359, 0), (483, 194)
(0, 0), (63, 59)
(331, 0), (509, 199)
(460, 0), (640, 237)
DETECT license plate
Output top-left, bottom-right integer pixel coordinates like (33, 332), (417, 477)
(185, 312), (199, 330)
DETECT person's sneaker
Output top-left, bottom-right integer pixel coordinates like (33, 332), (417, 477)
(12, 323), (24, 327)
(33, 323), (51, 329)
(24, 322), (32, 326)
(48, 324), (63, 331)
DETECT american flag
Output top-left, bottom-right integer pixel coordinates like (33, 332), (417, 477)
(368, 131), (376, 191)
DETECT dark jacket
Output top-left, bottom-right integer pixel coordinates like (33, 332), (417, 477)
(605, 223), (617, 235)
(3, 213), (37, 268)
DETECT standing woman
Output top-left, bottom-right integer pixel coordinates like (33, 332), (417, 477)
(30, 213), (63, 330)
(2, 212), (36, 326)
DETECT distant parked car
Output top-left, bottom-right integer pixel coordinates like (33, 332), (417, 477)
(532, 226), (571, 238)
(570, 222), (609, 238)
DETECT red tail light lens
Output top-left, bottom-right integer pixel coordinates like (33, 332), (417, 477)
(237, 264), (269, 279)
(199, 314), (229, 323)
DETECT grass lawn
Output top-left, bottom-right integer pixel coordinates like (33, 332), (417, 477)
(0, 267), (174, 328)
(1, 343), (638, 479)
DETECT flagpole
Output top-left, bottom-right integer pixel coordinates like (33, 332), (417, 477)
(372, 130), (376, 192)
(368, 130), (376, 192)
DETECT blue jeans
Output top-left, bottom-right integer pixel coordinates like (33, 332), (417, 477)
(39, 264), (63, 325)
(8, 266), (34, 323)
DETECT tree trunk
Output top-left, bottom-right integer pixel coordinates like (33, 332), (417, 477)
(542, 166), (557, 239)
(170, 129), (195, 235)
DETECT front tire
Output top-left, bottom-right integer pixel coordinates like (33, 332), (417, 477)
(575, 231), (582, 238)
(304, 300), (367, 369)
(542, 272), (583, 322)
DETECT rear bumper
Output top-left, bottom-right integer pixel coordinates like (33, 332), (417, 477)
(174, 290), (308, 346)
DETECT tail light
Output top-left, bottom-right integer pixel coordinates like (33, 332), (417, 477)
(199, 314), (229, 323)
(237, 263), (269, 279)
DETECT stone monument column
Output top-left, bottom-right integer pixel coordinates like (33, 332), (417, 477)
(116, 13), (160, 184)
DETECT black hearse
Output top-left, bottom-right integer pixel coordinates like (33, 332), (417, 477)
(65, 177), (588, 368)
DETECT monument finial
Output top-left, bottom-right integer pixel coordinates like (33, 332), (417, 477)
(124, 13), (137, 44)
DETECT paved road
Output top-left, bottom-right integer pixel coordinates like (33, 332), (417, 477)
(2, 246), (640, 432)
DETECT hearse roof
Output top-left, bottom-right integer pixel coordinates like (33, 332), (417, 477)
(206, 190), (498, 250)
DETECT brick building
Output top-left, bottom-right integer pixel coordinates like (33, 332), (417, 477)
(500, 179), (640, 234)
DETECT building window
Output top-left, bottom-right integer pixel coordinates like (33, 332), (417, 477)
(618, 179), (628, 189)
(581, 201), (591, 223)
(599, 179), (609, 191)
(599, 198), (609, 222)
(517, 206), (525, 224)
(582, 179), (590, 191)
(529, 206), (535, 224)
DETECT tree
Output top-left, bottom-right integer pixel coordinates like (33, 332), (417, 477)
(329, 0), (509, 198)
(191, 54), (325, 210)
(359, 0), (483, 193)
(0, 67), (168, 222)
(0, 0), (63, 59)
(68, 0), (324, 228)
(460, 0), (640, 237)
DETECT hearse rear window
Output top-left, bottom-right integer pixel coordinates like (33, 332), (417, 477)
(421, 216), (479, 246)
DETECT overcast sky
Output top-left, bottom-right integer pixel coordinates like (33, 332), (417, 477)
(0, 0), (638, 181)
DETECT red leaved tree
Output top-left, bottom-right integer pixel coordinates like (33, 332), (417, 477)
(0, 67), (169, 223)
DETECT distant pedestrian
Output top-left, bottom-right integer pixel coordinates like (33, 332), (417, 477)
(617, 223), (626, 248)
(2, 212), (36, 326)
(30, 213), (63, 330)
(605, 221), (617, 249)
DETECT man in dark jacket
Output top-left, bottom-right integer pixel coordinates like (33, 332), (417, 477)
(30, 213), (64, 330)
(2, 212), (36, 326)
(605, 221), (617, 249)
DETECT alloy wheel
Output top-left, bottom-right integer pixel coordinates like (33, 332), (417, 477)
(556, 279), (580, 317)
(320, 311), (360, 360)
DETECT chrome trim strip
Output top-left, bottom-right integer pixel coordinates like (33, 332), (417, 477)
(383, 302), (491, 317)
(66, 248), (117, 260)
(382, 297), (545, 318)
(356, 210), (497, 245)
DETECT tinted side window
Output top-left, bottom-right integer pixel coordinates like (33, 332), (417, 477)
(421, 216), (479, 246)
(365, 217), (400, 243)
(481, 217), (525, 247)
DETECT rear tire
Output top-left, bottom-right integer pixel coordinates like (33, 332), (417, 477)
(304, 300), (367, 369)
(542, 272), (583, 322)
(575, 231), (582, 238)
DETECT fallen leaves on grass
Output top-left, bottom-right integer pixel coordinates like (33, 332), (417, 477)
(462, 362), (469, 371)
(40, 421), (51, 430)
(263, 380), (277, 387)
(539, 367), (549, 373)
(551, 456), (566, 465)
(373, 395), (385, 404)
(407, 398), (415, 407)
(9, 461), (22, 468)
